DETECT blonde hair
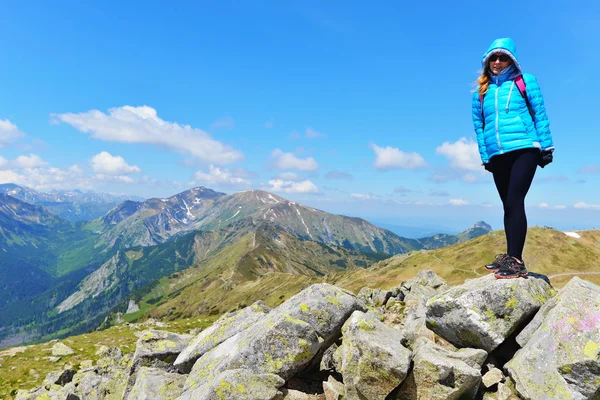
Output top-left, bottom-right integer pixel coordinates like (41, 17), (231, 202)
(477, 68), (490, 97)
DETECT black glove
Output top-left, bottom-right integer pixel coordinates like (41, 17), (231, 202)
(539, 149), (554, 168)
(483, 163), (493, 173)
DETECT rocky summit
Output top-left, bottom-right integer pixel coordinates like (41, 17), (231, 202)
(13, 271), (600, 400)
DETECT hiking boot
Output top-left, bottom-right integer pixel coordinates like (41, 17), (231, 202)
(484, 253), (510, 272)
(494, 257), (528, 279)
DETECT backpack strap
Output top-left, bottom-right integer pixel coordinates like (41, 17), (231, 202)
(514, 75), (535, 119)
(479, 93), (485, 131)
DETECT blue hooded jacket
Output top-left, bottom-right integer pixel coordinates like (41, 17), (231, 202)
(472, 38), (554, 164)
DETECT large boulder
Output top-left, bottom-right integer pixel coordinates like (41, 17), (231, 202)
(181, 284), (364, 397)
(338, 310), (412, 399)
(175, 301), (271, 372)
(392, 338), (487, 400)
(130, 329), (192, 373)
(177, 369), (285, 400)
(506, 277), (600, 399)
(426, 274), (554, 352)
(126, 367), (186, 399)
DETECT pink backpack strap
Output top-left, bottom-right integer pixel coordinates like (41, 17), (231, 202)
(514, 75), (534, 118)
(514, 75), (527, 96)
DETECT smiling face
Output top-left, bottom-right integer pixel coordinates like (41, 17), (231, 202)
(488, 52), (512, 75)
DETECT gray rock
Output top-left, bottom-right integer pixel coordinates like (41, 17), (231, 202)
(51, 342), (75, 356)
(402, 270), (448, 291)
(482, 367), (504, 388)
(339, 310), (412, 400)
(393, 339), (485, 400)
(274, 283), (366, 346)
(182, 312), (321, 394)
(282, 389), (320, 399)
(131, 329), (191, 372)
(126, 367), (186, 400)
(181, 283), (363, 396)
(426, 274), (554, 352)
(177, 369), (285, 400)
(175, 301), (270, 372)
(43, 368), (77, 388)
(323, 375), (345, 400)
(358, 287), (393, 307)
(319, 343), (339, 372)
(506, 277), (600, 400)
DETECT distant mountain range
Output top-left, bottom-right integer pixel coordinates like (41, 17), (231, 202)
(0, 184), (492, 348)
(0, 183), (144, 222)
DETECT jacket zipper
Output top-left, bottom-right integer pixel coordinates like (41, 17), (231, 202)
(494, 77), (503, 153)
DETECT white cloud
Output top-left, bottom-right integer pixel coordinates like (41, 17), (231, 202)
(195, 165), (251, 187)
(90, 151), (141, 175)
(436, 137), (482, 172)
(574, 202), (600, 210)
(554, 205), (567, 210)
(370, 143), (427, 170)
(539, 202), (549, 208)
(539, 202), (568, 210)
(53, 106), (244, 164)
(450, 199), (469, 206)
(0, 156), (8, 168)
(211, 117), (235, 130)
(0, 164), (92, 191)
(94, 174), (135, 184)
(267, 179), (318, 193)
(15, 154), (48, 168)
(270, 149), (319, 171)
(275, 172), (305, 181)
(351, 193), (375, 200)
(0, 119), (25, 147)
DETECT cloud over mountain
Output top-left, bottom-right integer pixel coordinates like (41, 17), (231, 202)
(53, 106), (244, 165)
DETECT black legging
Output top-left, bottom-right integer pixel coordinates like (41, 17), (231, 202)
(491, 148), (539, 260)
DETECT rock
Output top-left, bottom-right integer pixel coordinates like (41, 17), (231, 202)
(319, 343), (339, 372)
(43, 368), (77, 388)
(79, 360), (93, 369)
(51, 342), (75, 356)
(506, 277), (600, 399)
(323, 375), (345, 400)
(273, 283), (366, 346)
(338, 310), (411, 400)
(482, 382), (515, 400)
(393, 338), (486, 400)
(180, 283), (363, 396)
(177, 369), (285, 400)
(482, 367), (504, 388)
(182, 312), (321, 395)
(174, 301), (270, 372)
(282, 389), (322, 399)
(131, 329), (191, 372)
(126, 367), (186, 399)
(402, 270), (448, 291)
(357, 287), (393, 307)
(95, 345), (122, 360)
(426, 274), (554, 352)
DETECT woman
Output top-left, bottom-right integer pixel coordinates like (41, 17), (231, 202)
(472, 38), (555, 279)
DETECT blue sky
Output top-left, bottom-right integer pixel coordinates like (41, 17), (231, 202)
(1, 0), (599, 231)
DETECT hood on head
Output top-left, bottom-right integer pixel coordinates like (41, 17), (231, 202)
(481, 38), (522, 74)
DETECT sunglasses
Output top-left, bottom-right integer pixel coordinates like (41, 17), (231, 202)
(489, 54), (511, 62)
